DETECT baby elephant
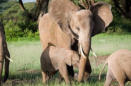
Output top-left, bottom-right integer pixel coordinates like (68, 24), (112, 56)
(99, 49), (131, 86)
(40, 45), (80, 84)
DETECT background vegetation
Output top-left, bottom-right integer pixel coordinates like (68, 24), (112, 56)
(0, 0), (131, 41)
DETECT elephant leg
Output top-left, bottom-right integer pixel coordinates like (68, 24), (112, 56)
(41, 71), (49, 83)
(104, 70), (113, 86)
(0, 60), (3, 84)
(67, 65), (74, 77)
(3, 57), (9, 82)
(59, 63), (70, 84)
(78, 58), (86, 82)
(78, 58), (91, 82)
(83, 59), (92, 81)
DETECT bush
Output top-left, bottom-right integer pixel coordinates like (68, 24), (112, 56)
(0, 1), (39, 41)
(4, 20), (39, 41)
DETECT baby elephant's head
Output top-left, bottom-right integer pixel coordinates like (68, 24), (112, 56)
(65, 51), (80, 67)
(72, 51), (80, 67)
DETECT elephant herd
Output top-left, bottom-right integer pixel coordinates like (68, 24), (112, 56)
(0, 0), (131, 86)
(39, 0), (113, 84)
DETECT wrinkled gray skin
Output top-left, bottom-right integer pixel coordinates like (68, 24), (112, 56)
(99, 49), (131, 86)
(0, 22), (10, 85)
(39, 0), (113, 82)
(40, 45), (80, 84)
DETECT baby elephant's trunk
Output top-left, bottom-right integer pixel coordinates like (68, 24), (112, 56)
(99, 60), (108, 80)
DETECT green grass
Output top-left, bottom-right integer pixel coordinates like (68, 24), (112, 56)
(2, 33), (131, 86)
(92, 33), (131, 56)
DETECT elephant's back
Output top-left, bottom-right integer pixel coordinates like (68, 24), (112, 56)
(39, 13), (58, 48)
(39, 13), (72, 49)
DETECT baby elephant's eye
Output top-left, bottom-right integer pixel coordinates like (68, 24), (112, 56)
(76, 27), (80, 31)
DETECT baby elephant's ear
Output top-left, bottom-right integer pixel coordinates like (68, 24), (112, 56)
(64, 50), (73, 66)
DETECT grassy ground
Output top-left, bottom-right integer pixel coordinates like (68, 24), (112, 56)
(2, 33), (131, 86)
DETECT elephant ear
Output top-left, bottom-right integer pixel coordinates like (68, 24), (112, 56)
(91, 2), (113, 36)
(48, 0), (79, 33)
(64, 50), (74, 66)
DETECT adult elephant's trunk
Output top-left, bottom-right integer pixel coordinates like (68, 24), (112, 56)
(77, 30), (91, 82)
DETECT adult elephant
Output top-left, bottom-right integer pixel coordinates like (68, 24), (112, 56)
(0, 21), (10, 84)
(39, 0), (113, 82)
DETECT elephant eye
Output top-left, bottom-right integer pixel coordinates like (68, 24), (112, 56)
(76, 27), (80, 31)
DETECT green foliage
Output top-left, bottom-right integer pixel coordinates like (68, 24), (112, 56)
(0, 1), (38, 41)
(4, 20), (39, 41)
(107, 17), (131, 33)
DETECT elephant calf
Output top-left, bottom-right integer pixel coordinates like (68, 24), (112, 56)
(40, 45), (80, 84)
(99, 49), (131, 86)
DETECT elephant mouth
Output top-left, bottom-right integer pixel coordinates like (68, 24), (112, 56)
(79, 44), (87, 59)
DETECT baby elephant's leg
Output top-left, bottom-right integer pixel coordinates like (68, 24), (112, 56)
(104, 69), (113, 86)
(115, 74), (125, 86)
(59, 63), (70, 84)
(42, 71), (49, 83)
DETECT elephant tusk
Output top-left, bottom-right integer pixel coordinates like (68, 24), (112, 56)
(6, 56), (13, 62)
(91, 48), (98, 66)
(80, 44), (86, 59)
(91, 48), (97, 58)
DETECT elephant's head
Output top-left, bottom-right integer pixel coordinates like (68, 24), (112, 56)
(69, 9), (93, 81)
(68, 2), (113, 82)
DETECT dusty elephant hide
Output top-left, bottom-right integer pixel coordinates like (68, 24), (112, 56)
(40, 45), (80, 83)
(99, 49), (131, 86)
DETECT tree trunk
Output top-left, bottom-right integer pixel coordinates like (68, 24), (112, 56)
(18, 0), (49, 21)
(35, 0), (49, 18)
(19, 0), (26, 11)
(113, 0), (131, 18)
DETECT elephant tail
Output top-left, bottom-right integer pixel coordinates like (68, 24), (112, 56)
(99, 59), (108, 80)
